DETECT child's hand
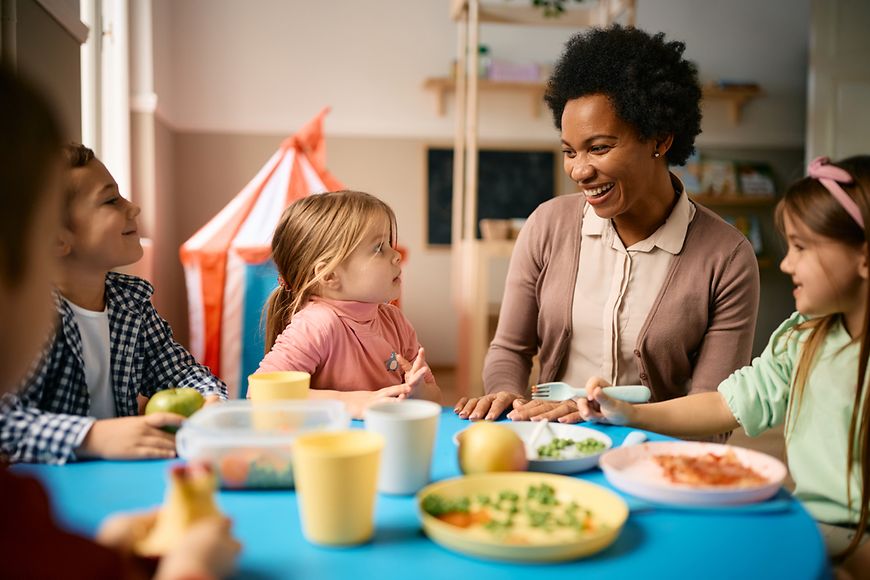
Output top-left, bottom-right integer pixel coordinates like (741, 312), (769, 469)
(342, 385), (412, 419)
(98, 506), (240, 578)
(97, 510), (158, 552)
(573, 377), (635, 425)
(156, 516), (241, 580)
(396, 347), (432, 396)
(204, 394), (223, 406)
(77, 414), (185, 460)
(373, 383), (413, 401)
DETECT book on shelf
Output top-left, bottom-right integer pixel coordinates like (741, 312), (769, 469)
(487, 59), (541, 83)
(723, 214), (763, 255)
(711, 80), (761, 91)
(700, 159), (739, 196)
(735, 161), (776, 197)
(670, 150), (701, 195)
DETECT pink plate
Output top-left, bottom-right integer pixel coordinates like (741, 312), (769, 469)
(599, 441), (787, 506)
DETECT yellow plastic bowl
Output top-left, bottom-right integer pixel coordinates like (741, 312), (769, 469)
(417, 472), (627, 563)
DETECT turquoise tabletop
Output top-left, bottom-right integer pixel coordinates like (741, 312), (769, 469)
(14, 409), (830, 580)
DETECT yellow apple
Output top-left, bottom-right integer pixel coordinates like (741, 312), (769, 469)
(457, 422), (528, 475)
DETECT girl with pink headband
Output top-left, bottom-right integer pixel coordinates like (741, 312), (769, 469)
(575, 155), (870, 574)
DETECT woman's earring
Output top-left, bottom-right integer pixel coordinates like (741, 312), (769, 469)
(653, 151), (661, 158)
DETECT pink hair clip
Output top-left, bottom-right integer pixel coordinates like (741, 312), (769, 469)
(808, 156), (864, 229)
(277, 276), (289, 290)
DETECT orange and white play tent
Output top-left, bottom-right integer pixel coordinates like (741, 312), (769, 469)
(180, 109), (343, 398)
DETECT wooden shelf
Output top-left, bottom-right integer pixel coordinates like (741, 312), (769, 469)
(691, 194), (777, 207)
(450, 0), (635, 27)
(424, 77), (763, 124)
(423, 77), (546, 117)
(702, 85), (764, 124)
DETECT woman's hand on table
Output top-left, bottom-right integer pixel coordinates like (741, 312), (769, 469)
(507, 399), (582, 423)
(575, 377), (635, 426)
(454, 392), (523, 421)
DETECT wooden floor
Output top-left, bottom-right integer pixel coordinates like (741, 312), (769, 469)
(433, 365), (793, 489)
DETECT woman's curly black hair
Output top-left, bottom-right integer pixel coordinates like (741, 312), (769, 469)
(544, 25), (702, 166)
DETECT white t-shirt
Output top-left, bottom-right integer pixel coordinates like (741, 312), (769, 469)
(66, 300), (116, 419)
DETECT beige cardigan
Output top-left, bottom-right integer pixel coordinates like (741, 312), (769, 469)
(483, 193), (760, 402)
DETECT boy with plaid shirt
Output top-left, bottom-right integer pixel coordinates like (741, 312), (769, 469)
(0, 144), (227, 464)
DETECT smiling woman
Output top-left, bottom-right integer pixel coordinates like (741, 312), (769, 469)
(454, 25), (761, 427)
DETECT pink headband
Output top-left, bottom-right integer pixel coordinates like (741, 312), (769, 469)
(808, 156), (864, 229)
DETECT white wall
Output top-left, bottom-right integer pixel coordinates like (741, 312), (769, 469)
(639, 0), (809, 147)
(155, 0), (809, 145)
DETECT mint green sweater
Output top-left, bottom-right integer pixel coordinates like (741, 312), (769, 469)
(719, 312), (866, 524)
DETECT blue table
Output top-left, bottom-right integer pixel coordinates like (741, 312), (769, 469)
(15, 410), (829, 580)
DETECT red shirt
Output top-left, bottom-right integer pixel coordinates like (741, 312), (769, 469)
(0, 464), (158, 579)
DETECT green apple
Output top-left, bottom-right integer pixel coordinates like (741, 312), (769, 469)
(145, 387), (205, 432)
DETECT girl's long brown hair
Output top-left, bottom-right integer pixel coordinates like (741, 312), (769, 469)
(776, 156), (870, 559)
(263, 190), (397, 353)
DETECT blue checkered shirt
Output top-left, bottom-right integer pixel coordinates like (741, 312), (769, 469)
(0, 273), (227, 464)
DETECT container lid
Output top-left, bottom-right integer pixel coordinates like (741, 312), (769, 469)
(176, 400), (350, 458)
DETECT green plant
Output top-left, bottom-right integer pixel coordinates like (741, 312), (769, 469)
(531, 0), (593, 18)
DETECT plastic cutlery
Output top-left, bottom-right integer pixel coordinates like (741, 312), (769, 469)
(621, 431), (647, 447)
(524, 420), (551, 459)
(531, 382), (651, 403)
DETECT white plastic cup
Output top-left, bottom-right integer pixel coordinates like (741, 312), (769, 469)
(364, 400), (441, 495)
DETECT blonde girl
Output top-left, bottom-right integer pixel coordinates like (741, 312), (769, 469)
(575, 156), (870, 574)
(257, 190), (440, 418)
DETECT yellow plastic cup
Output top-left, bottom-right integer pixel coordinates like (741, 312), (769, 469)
(247, 371), (310, 401)
(293, 430), (384, 546)
(248, 371), (310, 431)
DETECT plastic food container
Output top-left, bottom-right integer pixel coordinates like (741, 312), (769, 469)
(176, 400), (349, 489)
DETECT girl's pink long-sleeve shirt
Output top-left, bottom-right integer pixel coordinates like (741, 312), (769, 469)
(257, 297), (430, 391)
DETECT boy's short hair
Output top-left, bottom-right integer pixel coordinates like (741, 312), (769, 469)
(0, 67), (63, 286)
(64, 143), (94, 169)
(61, 143), (96, 223)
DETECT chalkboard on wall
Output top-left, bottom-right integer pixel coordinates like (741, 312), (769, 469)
(426, 148), (557, 246)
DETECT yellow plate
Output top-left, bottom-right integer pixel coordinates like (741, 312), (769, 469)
(417, 472), (627, 563)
